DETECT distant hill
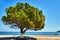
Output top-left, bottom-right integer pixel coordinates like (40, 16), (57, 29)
(57, 31), (60, 32)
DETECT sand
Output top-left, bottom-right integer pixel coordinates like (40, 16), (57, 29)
(29, 35), (60, 40)
(0, 35), (60, 40)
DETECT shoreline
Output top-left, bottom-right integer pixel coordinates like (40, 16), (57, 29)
(0, 35), (60, 37)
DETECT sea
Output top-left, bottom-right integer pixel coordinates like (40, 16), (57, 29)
(0, 32), (60, 36)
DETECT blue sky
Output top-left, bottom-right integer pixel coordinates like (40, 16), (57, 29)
(0, 0), (60, 32)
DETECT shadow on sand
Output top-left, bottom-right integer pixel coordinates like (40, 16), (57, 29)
(0, 36), (37, 40)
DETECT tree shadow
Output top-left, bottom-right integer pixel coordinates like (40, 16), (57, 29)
(0, 36), (37, 40)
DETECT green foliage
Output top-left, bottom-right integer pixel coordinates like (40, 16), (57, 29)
(2, 2), (45, 31)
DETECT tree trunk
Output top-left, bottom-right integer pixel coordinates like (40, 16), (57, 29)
(20, 28), (27, 38)
(21, 33), (24, 38)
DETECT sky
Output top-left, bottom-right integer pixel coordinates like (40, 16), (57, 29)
(0, 0), (60, 32)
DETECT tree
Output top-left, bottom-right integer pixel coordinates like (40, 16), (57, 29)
(2, 2), (45, 38)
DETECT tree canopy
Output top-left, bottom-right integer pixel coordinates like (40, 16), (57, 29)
(2, 2), (45, 31)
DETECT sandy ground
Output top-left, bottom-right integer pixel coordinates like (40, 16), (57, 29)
(29, 35), (60, 40)
(0, 35), (60, 40)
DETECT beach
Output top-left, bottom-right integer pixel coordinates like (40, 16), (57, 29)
(0, 35), (60, 40)
(30, 35), (60, 40)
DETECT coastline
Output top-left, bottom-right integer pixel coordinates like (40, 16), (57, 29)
(0, 35), (60, 40)
(0, 35), (19, 38)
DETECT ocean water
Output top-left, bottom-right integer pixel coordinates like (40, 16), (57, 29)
(0, 32), (60, 36)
